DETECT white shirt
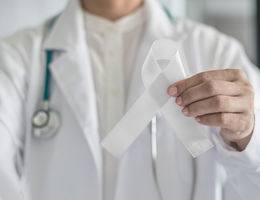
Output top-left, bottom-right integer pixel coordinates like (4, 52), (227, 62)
(84, 7), (145, 200)
(1, 0), (260, 199)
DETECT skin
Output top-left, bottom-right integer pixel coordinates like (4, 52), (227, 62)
(81, 0), (144, 21)
(81, 0), (255, 151)
(167, 69), (255, 151)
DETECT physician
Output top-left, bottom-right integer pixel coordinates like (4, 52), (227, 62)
(0, 0), (260, 200)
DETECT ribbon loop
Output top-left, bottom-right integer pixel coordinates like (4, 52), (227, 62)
(102, 39), (213, 158)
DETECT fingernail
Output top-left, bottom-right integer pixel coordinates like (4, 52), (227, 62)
(168, 87), (177, 96)
(195, 116), (200, 122)
(182, 107), (189, 116)
(176, 96), (182, 105)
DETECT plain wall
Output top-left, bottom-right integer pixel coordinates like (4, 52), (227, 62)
(0, 0), (256, 64)
(0, 0), (68, 37)
(0, 0), (187, 38)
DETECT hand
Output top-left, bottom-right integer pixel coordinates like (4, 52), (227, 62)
(167, 69), (255, 151)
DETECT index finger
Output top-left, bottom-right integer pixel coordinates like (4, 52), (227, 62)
(167, 69), (247, 97)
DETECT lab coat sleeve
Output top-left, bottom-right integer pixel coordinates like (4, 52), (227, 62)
(0, 38), (28, 199)
(210, 38), (260, 199)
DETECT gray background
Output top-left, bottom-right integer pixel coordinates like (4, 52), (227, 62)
(0, 0), (68, 37)
(0, 0), (256, 64)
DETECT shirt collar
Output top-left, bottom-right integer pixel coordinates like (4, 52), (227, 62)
(43, 0), (85, 51)
(43, 0), (181, 51)
(84, 5), (145, 34)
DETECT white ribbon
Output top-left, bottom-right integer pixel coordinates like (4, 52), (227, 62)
(102, 39), (213, 158)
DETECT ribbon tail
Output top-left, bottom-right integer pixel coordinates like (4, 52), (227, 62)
(161, 100), (214, 157)
(101, 91), (159, 157)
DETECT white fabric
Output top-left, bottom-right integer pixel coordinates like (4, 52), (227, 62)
(84, 7), (145, 200)
(102, 39), (213, 158)
(0, 0), (259, 200)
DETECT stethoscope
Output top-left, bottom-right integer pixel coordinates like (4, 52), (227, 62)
(31, 5), (193, 200)
(32, 50), (61, 139)
(31, 5), (173, 141)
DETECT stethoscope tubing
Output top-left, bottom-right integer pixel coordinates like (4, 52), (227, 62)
(150, 116), (164, 200)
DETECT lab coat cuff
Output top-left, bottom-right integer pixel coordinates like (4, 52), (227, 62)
(212, 111), (260, 173)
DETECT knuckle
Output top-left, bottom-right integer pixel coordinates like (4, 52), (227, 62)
(249, 100), (255, 112)
(214, 96), (222, 108)
(219, 113), (230, 126)
(201, 115), (210, 123)
(205, 80), (218, 95)
(224, 97), (231, 108)
(214, 96), (224, 109)
(245, 121), (253, 133)
(177, 82), (186, 94)
(242, 114), (254, 131)
(215, 96), (230, 110)
(244, 83), (255, 96)
(182, 91), (191, 104)
(234, 69), (247, 80)
(242, 84), (255, 111)
(188, 104), (197, 115)
(200, 72), (211, 82)
(239, 119), (248, 132)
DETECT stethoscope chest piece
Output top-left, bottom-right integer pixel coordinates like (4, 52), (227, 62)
(32, 49), (61, 139)
(32, 109), (61, 139)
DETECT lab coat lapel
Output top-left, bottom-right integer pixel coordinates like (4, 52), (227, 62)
(43, 0), (102, 189)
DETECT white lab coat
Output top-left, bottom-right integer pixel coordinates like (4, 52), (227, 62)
(0, 0), (260, 200)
